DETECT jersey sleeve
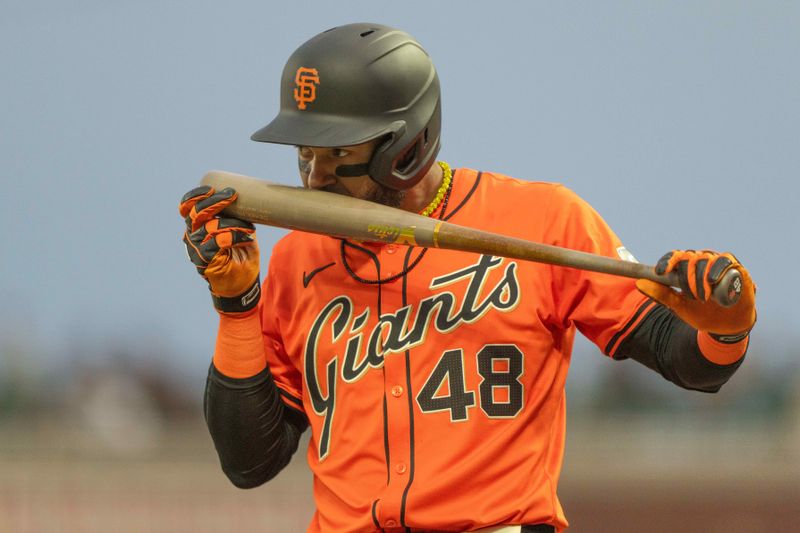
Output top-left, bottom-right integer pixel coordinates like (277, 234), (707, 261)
(541, 184), (651, 356)
(260, 252), (305, 413)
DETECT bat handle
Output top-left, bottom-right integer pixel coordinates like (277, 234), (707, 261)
(661, 268), (742, 307)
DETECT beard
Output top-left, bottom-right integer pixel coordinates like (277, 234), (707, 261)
(364, 181), (406, 208)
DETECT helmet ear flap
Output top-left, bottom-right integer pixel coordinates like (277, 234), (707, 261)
(370, 100), (441, 190)
(395, 130), (427, 175)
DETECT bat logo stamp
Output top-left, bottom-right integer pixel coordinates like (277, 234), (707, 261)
(294, 67), (320, 110)
(367, 224), (417, 245)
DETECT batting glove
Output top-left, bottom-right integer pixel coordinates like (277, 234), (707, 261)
(179, 186), (261, 314)
(635, 250), (756, 339)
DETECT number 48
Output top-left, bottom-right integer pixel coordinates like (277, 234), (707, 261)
(416, 345), (524, 421)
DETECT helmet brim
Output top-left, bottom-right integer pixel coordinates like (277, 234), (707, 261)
(250, 111), (397, 148)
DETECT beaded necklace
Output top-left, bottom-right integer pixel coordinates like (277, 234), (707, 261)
(419, 161), (452, 217)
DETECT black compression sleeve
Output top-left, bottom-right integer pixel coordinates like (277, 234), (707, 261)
(613, 303), (745, 393)
(204, 363), (308, 488)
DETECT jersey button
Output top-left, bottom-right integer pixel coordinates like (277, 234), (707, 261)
(391, 385), (404, 397)
(385, 519), (397, 527)
(395, 463), (407, 474)
(386, 245), (397, 254)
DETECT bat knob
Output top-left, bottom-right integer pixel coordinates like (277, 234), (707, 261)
(712, 268), (742, 308)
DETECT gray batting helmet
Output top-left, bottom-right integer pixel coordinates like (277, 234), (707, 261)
(250, 23), (441, 190)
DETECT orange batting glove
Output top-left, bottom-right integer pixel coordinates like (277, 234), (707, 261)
(636, 250), (756, 339)
(179, 186), (261, 314)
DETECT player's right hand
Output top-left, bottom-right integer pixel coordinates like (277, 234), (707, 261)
(179, 186), (261, 314)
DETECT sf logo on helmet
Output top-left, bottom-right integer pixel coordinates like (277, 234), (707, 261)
(294, 67), (320, 110)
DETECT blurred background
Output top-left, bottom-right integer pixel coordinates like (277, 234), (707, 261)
(1, 1), (798, 531)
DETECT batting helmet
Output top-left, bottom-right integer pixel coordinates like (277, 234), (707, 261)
(250, 23), (441, 190)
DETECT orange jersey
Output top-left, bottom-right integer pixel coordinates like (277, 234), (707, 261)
(259, 168), (649, 532)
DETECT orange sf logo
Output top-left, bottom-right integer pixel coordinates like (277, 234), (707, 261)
(294, 67), (320, 110)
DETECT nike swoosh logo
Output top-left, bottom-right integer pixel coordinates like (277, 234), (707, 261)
(303, 262), (336, 288)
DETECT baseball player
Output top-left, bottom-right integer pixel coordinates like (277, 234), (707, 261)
(179, 23), (756, 532)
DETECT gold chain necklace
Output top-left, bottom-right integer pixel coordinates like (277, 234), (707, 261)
(420, 161), (452, 217)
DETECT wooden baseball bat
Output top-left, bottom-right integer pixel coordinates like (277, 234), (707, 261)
(200, 170), (741, 307)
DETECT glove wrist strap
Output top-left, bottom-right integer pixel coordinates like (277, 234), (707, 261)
(708, 331), (750, 344)
(211, 277), (261, 314)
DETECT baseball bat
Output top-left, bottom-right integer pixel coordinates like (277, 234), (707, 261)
(200, 170), (742, 307)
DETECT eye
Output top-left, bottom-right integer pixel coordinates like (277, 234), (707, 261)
(297, 146), (313, 159)
(332, 148), (350, 158)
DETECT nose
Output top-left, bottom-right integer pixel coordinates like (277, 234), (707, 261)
(306, 158), (337, 190)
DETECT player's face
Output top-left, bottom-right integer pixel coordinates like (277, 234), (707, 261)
(296, 140), (405, 208)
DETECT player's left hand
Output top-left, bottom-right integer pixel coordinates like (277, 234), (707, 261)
(636, 250), (756, 338)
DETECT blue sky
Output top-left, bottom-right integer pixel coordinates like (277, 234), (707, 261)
(1, 1), (797, 384)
